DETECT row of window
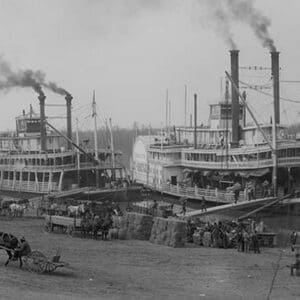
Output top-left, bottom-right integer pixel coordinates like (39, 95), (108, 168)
(184, 148), (300, 163)
(1, 171), (57, 182)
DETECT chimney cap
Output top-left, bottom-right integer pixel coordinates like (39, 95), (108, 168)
(38, 93), (46, 101)
(65, 93), (73, 101)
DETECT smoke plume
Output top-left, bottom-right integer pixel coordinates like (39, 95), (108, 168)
(0, 56), (70, 96)
(203, 0), (276, 51)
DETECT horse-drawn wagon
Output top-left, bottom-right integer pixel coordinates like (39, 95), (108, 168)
(44, 215), (82, 236)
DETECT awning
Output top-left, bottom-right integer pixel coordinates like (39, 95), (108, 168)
(235, 168), (270, 178)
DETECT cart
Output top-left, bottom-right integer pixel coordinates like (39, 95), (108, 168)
(44, 214), (82, 236)
(23, 250), (69, 274)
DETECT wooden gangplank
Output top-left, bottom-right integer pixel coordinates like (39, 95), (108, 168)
(49, 187), (89, 199)
(185, 196), (276, 218)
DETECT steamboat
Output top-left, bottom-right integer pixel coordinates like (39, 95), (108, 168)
(0, 92), (129, 198)
(132, 50), (300, 207)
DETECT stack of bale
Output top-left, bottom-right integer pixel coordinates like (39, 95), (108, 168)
(192, 231), (202, 246)
(202, 231), (212, 247)
(150, 217), (187, 248)
(109, 216), (123, 239)
(116, 212), (153, 240)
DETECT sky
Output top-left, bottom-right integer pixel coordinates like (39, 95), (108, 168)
(0, 0), (300, 132)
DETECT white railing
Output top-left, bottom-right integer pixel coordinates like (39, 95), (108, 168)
(0, 179), (59, 193)
(143, 182), (246, 204)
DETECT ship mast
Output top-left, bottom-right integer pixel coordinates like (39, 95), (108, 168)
(109, 117), (115, 181)
(92, 90), (99, 188)
(76, 117), (80, 185)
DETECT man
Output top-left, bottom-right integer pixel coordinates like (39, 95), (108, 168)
(290, 231), (298, 251)
(262, 180), (269, 197)
(247, 181), (255, 201)
(243, 230), (250, 253)
(152, 199), (158, 216)
(200, 196), (207, 212)
(180, 197), (187, 216)
(232, 182), (241, 204)
(14, 237), (31, 268)
(252, 231), (260, 254)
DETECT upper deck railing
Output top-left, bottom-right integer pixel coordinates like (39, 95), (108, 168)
(141, 181), (246, 204)
(148, 155), (300, 170)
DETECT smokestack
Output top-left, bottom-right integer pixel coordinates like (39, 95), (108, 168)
(65, 93), (73, 150)
(271, 51), (280, 124)
(194, 94), (197, 149)
(39, 93), (46, 152)
(230, 50), (240, 148)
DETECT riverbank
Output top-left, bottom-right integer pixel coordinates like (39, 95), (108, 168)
(0, 218), (299, 299)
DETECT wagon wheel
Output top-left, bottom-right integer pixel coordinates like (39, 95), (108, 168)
(23, 251), (48, 273)
(45, 262), (57, 273)
(37, 260), (48, 273)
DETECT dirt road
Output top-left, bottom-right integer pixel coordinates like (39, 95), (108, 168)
(0, 218), (298, 299)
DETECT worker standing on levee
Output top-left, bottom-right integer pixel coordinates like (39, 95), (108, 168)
(251, 231), (260, 254)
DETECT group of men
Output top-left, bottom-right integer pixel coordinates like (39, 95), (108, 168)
(236, 229), (260, 253)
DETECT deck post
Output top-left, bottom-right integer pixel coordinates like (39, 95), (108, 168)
(12, 170), (16, 189)
(28, 172), (32, 191)
(19, 170), (23, 192)
(34, 171), (38, 192)
(48, 172), (53, 192)
(58, 171), (64, 192)
(0, 170), (3, 187)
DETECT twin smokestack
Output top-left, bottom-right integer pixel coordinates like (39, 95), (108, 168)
(39, 93), (73, 152)
(230, 49), (280, 147)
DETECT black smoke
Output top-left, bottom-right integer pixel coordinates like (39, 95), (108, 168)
(203, 0), (276, 51)
(0, 56), (70, 96)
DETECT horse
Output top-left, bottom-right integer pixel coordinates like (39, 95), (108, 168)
(0, 232), (20, 267)
(81, 217), (102, 239)
(9, 203), (26, 218)
(100, 214), (113, 240)
(67, 204), (85, 217)
(1, 200), (15, 216)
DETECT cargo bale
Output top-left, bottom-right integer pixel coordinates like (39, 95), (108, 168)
(108, 228), (119, 239)
(192, 232), (201, 245)
(118, 212), (153, 240)
(150, 217), (187, 248)
(202, 231), (211, 247)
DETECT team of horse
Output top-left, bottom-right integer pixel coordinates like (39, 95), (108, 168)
(0, 199), (28, 217)
(81, 213), (113, 239)
(48, 201), (116, 239)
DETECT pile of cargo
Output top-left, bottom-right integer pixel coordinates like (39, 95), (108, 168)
(110, 212), (187, 248)
(150, 217), (187, 248)
(116, 212), (153, 240)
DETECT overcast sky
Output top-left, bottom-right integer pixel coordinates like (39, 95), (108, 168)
(0, 0), (300, 131)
